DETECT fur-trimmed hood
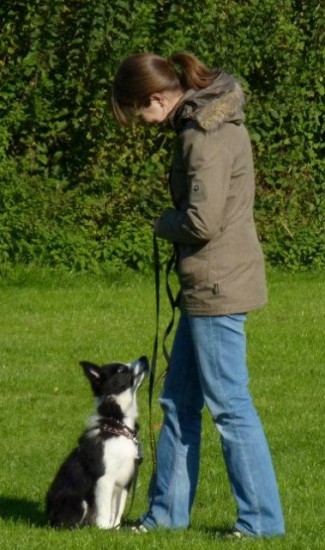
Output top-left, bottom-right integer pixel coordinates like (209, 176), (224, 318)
(169, 71), (245, 132)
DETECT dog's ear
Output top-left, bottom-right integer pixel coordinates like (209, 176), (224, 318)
(79, 361), (102, 390)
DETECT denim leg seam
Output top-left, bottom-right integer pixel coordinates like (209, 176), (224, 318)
(233, 421), (262, 535)
(166, 436), (181, 522)
(165, 367), (196, 525)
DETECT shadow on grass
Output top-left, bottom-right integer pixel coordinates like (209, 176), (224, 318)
(0, 497), (46, 527)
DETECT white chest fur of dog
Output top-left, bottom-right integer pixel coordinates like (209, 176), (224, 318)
(94, 432), (138, 528)
(46, 356), (149, 529)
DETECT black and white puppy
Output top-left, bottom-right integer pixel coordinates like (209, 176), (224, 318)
(46, 355), (149, 529)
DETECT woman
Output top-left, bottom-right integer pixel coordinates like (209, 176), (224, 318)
(112, 52), (285, 538)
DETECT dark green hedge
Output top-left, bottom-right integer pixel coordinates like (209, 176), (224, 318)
(0, 0), (324, 273)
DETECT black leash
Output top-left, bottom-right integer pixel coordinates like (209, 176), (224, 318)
(148, 233), (160, 472)
(162, 247), (180, 366)
(149, 233), (179, 474)
(122, 234), (178, 523)
(122, 234), (179, 524)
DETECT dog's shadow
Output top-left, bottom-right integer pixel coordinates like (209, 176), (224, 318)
(0, 497), (46, 527)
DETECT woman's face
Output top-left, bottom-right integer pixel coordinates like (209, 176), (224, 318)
(136, 91), (183, 124)
(136, 97), (169, 124)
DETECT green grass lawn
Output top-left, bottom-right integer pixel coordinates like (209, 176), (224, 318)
(0, 268), (324, 549)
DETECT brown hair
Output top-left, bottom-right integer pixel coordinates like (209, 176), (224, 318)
(112, 51), (218, 126)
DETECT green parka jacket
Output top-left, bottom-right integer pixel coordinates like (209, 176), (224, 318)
(155, 72), (267, 316)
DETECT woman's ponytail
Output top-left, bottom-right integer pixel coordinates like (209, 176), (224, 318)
(168, 52), (218, 90)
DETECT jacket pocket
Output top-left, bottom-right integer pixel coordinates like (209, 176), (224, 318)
(177, 243), (217, 290)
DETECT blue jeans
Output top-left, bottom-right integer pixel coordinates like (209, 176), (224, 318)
(142, 313), (285, 536)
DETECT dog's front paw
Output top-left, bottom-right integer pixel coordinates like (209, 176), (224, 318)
(95, 517), (114, 530)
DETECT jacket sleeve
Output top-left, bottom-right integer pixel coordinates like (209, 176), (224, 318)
(155, 125), (232, 245)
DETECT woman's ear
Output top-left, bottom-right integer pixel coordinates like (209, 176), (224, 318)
(150, 93), (167, 107)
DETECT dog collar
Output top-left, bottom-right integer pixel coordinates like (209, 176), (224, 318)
(100, 417), (138, 445)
